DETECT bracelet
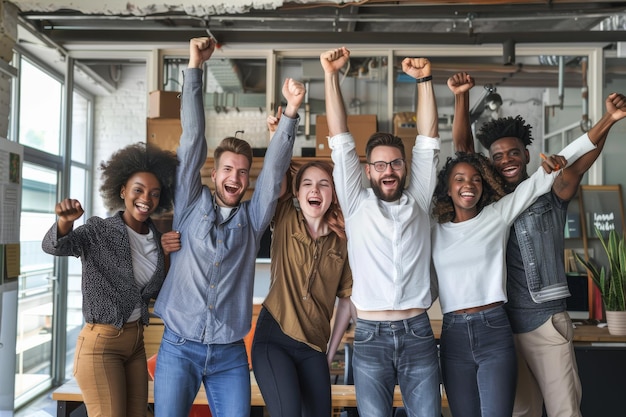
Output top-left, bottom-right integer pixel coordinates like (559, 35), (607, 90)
(415, 75), (433, 84)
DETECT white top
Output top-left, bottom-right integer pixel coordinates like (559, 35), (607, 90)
(432, 133), (596, 314)
(329, 132), (440, 311)
(126, 226), (158, 322)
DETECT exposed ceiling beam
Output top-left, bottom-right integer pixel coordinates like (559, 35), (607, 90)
(36, 29), (626, 45)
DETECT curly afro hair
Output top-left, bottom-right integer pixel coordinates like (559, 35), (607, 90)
(432, 152), (506, 224)
(99, 142), (178, 214)
(475, 115), (533, 150)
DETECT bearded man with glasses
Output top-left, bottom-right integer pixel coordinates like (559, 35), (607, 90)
(321, 46), (441, 417)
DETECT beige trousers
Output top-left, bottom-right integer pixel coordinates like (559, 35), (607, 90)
(74, 320), (148, 417)
(512, 312), (582, 417)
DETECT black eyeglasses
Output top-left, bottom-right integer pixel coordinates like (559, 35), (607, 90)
(368, 158), (405, 172)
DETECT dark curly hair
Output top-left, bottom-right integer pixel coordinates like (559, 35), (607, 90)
(99, 142), (178, 214)
(476, 115), (533, 150)
(432, 152), (506, 224)
(292, 160), (346, 240)
(365, 132), (406, 162)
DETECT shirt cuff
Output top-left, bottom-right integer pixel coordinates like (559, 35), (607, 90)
(328, 132), (354, 149)
(559, 133), (595, 161)
(183, 67), (203, 82)
(414, 135), (441, 151)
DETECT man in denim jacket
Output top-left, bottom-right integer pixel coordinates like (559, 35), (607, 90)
(153, 37), (304, 417)
(450, 72), (626, 417)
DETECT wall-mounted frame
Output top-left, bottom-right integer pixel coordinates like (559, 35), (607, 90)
(578, 185), (626, 319)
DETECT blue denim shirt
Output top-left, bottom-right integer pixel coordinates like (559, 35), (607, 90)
(154, 68), (298, 344)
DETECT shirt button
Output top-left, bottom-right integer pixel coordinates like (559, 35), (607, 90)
(210, 285), (215, 289)
(215, 262), (219, 266)
(208, 305), (213, 309)
(218, 239), (222, 244)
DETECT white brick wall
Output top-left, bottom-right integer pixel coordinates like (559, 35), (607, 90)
(91, 64), (312, 216)
(92, 64), (147, 218)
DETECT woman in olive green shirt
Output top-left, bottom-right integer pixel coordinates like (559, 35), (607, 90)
(252, 112), (353, 417)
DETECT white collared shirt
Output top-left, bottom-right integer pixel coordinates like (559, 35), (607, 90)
(329, 132), (440, 311)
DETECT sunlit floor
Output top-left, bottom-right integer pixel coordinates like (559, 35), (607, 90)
(14, 390), (57, 417)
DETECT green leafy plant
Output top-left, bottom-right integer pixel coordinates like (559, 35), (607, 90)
(575, 228), (626, 312)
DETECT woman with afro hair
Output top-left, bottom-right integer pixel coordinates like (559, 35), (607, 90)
(42, 142), (178, 417)
(430, 149), (569, 417)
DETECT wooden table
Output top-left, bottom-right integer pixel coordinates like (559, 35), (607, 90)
(51, 379), (406, 417)
(426, 319), (625, 343)
(571, 321), (626, 343)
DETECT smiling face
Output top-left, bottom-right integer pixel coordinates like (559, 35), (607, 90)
(212, 151), (250, 208)
(296, 165), (333, 220)
(447, 162), (483, 222)
(120, 171), (161, 232)
(488, 136), (530, 188)
(366, 145), (407, 202)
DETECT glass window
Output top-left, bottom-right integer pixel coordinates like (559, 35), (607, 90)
(18, 59), (62, 155)
(15, 163), (57, 400)
(11, 49), (95, 408)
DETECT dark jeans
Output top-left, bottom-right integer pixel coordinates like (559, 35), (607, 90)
(252, 308), (331, 417)
(440, 305), (517, 417)
(352, 313), (441, 417)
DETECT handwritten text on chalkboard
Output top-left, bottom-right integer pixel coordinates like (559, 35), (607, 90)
(593, 212), (616, 232)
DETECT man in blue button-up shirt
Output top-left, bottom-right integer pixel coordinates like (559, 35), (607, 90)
(154, 37), (304, 417)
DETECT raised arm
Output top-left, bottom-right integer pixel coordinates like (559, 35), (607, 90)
(321, 47), (350, 136)
(322, 47), (365, 215)
(553, 92), (626, 201)
(401, 58), (438, 138)
(281, 78), (305, 119)
(250, 78), (303, 231)
(172, 37), (217, 219)
(188, 37), (216, 69)
(448, 72), (475, 153)
(54, 198), (84, 237)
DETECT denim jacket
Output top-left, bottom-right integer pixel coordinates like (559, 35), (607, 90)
(512, 191), (571, 303)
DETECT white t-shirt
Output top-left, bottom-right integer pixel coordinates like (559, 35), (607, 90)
(126, 226), (158, 322)
(432, 133), (596, 314)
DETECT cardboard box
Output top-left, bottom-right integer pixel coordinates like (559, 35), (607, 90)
(148, 90), (181, 119)
(316, 114), (377, 157)
(146, 118), (182, 152)
(393, 112), (417, 138)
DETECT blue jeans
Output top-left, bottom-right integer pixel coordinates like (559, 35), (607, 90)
(353, 313), (441, 417)
(440, 305), (517, 417)
(252, 308), (331, 417)
(154, 326), (251, 417)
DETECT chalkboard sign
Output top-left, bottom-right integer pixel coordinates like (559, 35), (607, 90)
(579, 185), (625, 239)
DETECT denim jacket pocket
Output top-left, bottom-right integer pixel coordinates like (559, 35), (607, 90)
(524, 199), (554, 233)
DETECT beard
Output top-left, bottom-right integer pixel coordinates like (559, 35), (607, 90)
(370, 174), (406, 202)
(214, 186), (245, 208)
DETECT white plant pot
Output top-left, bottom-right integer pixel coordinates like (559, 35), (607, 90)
(605, 310), (626, 336)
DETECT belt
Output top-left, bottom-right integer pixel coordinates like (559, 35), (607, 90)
(453, 301), (503, 315)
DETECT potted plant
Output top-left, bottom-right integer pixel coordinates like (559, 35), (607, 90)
(575, 228), (626, 335)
